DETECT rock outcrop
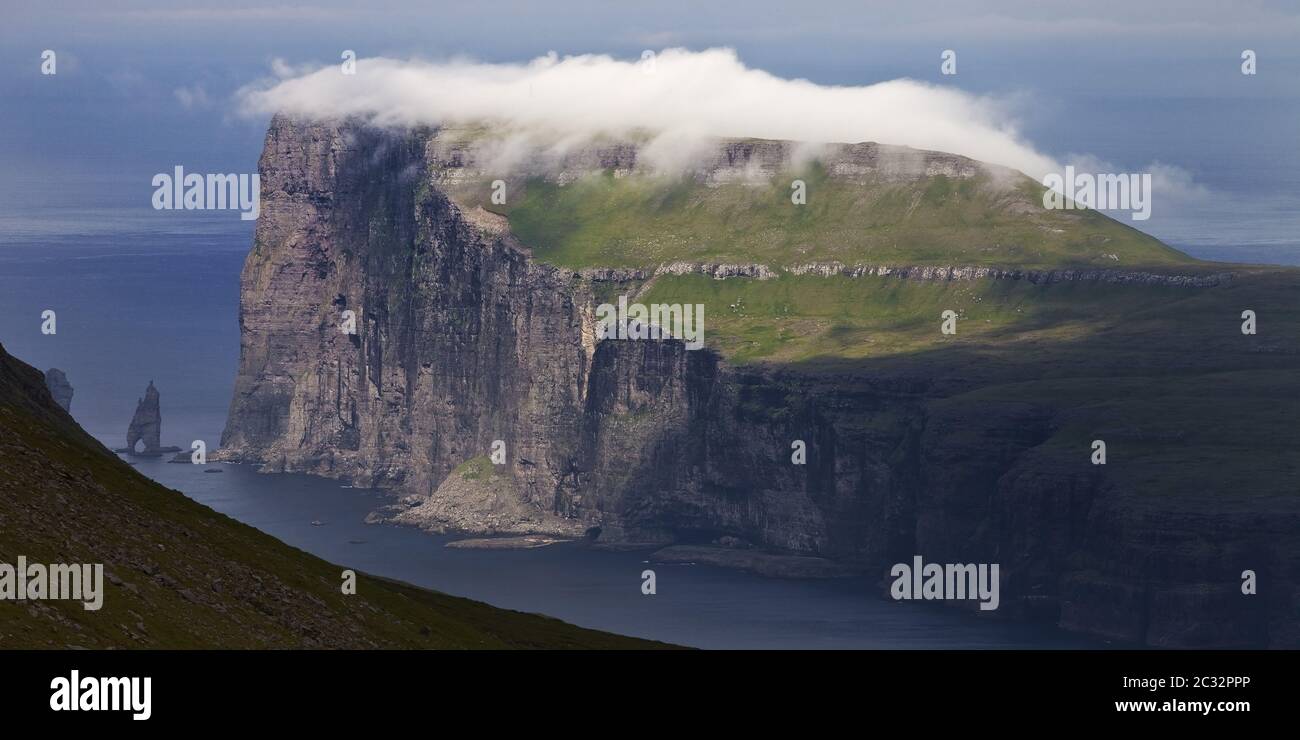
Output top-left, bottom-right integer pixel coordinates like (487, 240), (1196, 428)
(126, 381), (162, 455)
(219, 116), (1299, 647)
(43, 368), (73, 412)
(385, 464), (587, 537)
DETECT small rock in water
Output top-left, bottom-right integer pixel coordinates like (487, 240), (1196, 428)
(125, 381), (164, 455)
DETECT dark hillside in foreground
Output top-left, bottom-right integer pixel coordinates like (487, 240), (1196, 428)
(0, 342), (662, 649)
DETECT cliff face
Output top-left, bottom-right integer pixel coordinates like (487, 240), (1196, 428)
(220, 117), (1298, 648)
(218, 117), (850, 547)
(220, 120), (599, 515)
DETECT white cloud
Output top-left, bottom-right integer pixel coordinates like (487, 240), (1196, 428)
(237, 48), (1061, 178)
(1062, 153), (1213, 205)
(173, 84), (211, 110)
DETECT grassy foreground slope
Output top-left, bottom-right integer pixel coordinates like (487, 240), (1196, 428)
(0, 342), (661, 649)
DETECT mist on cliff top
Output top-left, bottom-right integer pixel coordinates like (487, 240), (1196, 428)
(237, 48), (1059, 178)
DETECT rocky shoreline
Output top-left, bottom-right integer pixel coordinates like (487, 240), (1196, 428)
(445, 535), (572, 550)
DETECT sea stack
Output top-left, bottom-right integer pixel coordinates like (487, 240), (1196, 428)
(126, 381), (163, 455)
(44, 368), (73, 412)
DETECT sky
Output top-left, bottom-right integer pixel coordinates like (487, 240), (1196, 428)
(2, 0), (1299, 259)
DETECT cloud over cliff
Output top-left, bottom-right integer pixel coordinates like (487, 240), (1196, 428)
(237, 48), (1058, 178)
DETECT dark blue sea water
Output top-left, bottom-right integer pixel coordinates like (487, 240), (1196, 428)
(0, 226), (1133, 648)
